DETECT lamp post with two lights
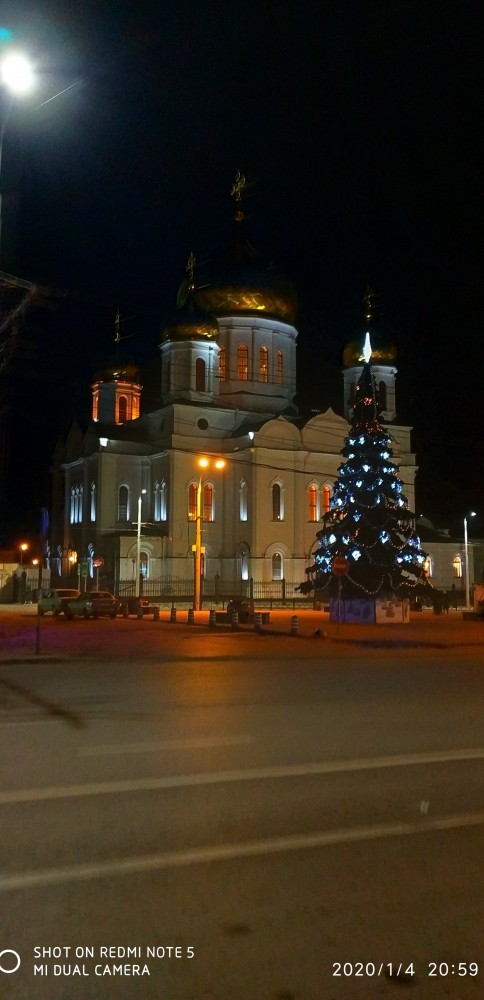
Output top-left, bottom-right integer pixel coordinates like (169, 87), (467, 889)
(192, 457), (225, 611)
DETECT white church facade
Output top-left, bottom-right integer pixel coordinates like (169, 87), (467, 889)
(52, 213), (418, 601)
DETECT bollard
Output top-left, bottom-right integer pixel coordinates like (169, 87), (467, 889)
(253, 611), (263, 631)
(153, 607), (160, 621)
(230, 610), (239, 629)
(170, 606), (177, 623)
(187, 608), (195, 625)
(122, 603), (129, 618)
(290, 614), (299, 635)
(208, 608), (216, 628)
(137, 609), (143, 620)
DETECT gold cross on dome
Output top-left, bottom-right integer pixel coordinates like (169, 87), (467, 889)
(230, 169), (246, 203)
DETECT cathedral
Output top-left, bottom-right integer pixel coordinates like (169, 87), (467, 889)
(51, 177), (417, 600)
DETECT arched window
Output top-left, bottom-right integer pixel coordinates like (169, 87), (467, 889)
(276, 351), (283, 385)
(453, 555), (462, 578)
(379, 381), (387, 410)
(188, 483), (198, 521)
(272, 482), (283, 521)
(118, 395), (128, 423)
(272, 552), (283, 580)
(195, 358), (206, 392)
(203, 483), (213, 522)
(218, 347), (226, 382)
(237, 344), (249, 381)
(158, 480), (167, 521)
(259, 346), (268, 383)
(118, 484), (129, 522)
(90, 483), (96, 522)
(70, 485), (83, 524)
(423, 556), (432, 578)
(140, 551), (149, 579)
(239, 480), (248, 521)
(154, 482), (161, 522)
(239, 546), (249, 581)
(321, 485), (331, 516)
(308, 485), (317, 521)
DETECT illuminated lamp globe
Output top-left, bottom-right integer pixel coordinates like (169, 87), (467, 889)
(1, 51), (35, 93)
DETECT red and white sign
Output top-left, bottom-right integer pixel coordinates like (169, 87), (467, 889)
(92, 556), (104, 569)
(332, 556), (349, 576)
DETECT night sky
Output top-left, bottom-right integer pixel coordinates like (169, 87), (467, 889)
(1, 0), (482, 542)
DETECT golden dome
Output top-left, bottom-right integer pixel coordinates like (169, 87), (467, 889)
(342, 336), (397, 368)
(163, 297), (219, 342)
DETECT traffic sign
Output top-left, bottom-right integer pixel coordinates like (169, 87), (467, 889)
(332, 556), (349, 576)
(92, 556), (104, 569)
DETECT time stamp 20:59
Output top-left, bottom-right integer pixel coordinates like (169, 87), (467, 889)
(332, 962), (479, 978)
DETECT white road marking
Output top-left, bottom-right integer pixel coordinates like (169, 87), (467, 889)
(1, 810), (484, 892)
(78, 735), (254, 756)
(0, 747), (483, 805)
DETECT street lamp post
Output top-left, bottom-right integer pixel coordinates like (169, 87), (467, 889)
(19, 542), (28, 563)
(193, 457), (225, 611)
(135, 489), (147, 598)
(464, 511), (476, 610)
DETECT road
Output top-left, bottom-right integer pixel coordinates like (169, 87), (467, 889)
(0, 609), (483, 999)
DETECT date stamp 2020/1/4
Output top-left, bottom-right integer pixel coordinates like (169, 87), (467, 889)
(332, 962), (479, 980)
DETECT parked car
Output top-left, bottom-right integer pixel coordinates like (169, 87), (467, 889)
(121, 597), (160, 617)
(38, 589), (81, 616)
(66, 591), (120, 620)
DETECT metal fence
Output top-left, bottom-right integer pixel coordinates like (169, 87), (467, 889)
(112, 576), (314, 608)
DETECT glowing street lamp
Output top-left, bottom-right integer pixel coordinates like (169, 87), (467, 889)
(19, 541), (29, 563)
(0, 49), (35, 255)
(193, 457), (225, 611)
(464, 511), (476, 609)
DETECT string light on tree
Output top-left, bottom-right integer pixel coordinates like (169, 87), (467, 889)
(300, 334), (428, 599)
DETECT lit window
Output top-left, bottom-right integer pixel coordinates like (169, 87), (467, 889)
(237, 344), (249, 381)
(272, 552), (283, 580)
(140, 552), (149, 579)
(321, 485), (331, 516)
(70, 485), (83, 524)
(218, 347), (226, 382)
(239, 480), (248, 521)
(272, 482), (283, 520)
(155, 480), (167, 521)
(118, 484), (129, 522)
(259, 346), (268, 383)
(188, 483), (197, 520)
(203, 483), (213, 522)
(90, 483), (96, 522)
(92, 390), (99, 421)
(240, 546), (249, 580)
(453, 555), (462, 578)
(118, 395), (128, 423)
(308, 485), (317, 522)
(423, 556), (432, 577)
(276, 351), (283, 385)
(195, 358), (206, 392)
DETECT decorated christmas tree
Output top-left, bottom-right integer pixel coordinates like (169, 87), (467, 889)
(302, 336), (427, 599)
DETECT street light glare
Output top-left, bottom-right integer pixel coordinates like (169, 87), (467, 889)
(1, 51), (34, 94)
(198, 457), (209, 468)
(215, 460), (225, 469)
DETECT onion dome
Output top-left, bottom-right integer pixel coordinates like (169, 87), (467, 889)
(192, 257), (297, 323)
(342, 286), (397, 367)
(176, 171), (298, 324)
(163, 253), (219, 342)
(93, 361), (140, 382)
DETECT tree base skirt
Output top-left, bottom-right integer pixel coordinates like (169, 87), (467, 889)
(329, 598), (410, 624)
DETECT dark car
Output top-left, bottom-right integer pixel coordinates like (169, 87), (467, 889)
(38, 588), (81, 616)
(121, 597), (160, 617)
(66, 591), (120, 620)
